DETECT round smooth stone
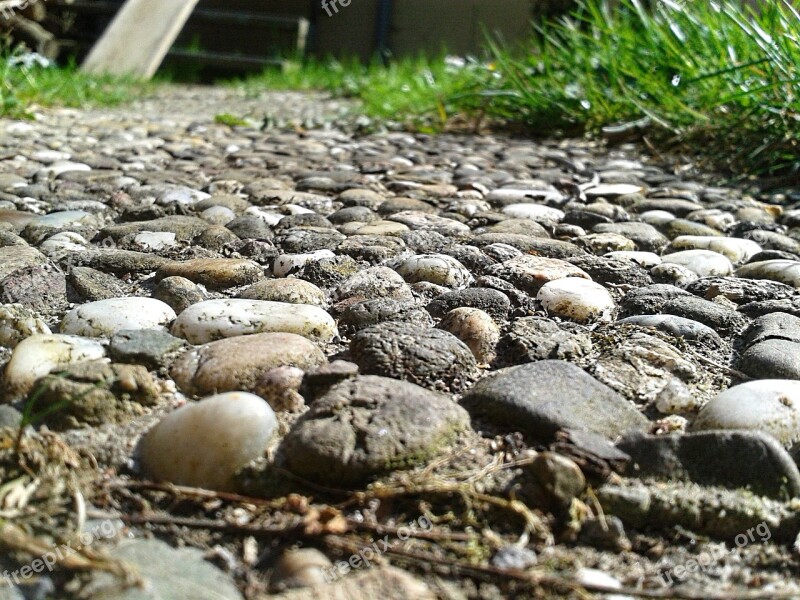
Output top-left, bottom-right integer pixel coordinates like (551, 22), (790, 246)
(138, 392), (277, 491)
(394, 254), (474, 289)
(537, 278), (615, 322)
(737, 260), (800, 288)
(239, 278), (327, 307)
(32, 210), (97, 227)
(585, 183), (644, 198)
(4, 334), (106, 399)
(273, 250), (335, 278)
(61, 298), (177, 338)
(692, 380), (800, 446)
(661, 249), (733, 277)
(501, 203), (565, 224)
(605, 251), (662, 268)
(437, 308), (500, 365)
(171, 332), (326, 397)
(172, 299), (338, 344)
(669, 236), (761, 264)
(156, 258), (264, 290)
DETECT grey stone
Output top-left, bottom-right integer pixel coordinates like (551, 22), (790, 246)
(461, 360), (648, 441)
(567, 254), (652, 287)
(0, 264), (68, 313)
(741, 312), (800, 348)
(81, 538), (243, 600)
(593, 221), (668, 252)
(340, 298), (432, 333)
(495, 316), (591, 366)
(618, 284), (693, 316)
(109, 329), (187, 369)
(153, 276), (206, 314)
(350, 322), (478, 392)
(618, 314), (723, 347)
(685, 276), (796, 305)
(661, 295), (749, 336)
(739, 340), (800, 380)
(280, 375), (469, 485)
(618, 430), (800, 500)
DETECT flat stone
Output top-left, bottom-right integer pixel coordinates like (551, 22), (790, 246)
(156, 258), (264, 290)
(139, 391), (277, 491)
(280, 375), (469, 485)
(426, 287), (511, 320)
(171, 332), (325, 397)
(0, 246), (47, 279)
(661, 295), (749, 336)
(82, 538), (243, 600)
(618, 314), (723, 347)
(394, 254), (473, 289)
(495, 316), (592, 366)
(669, 235), (761, 264)
(67, 267), (129, 302)
(619, 430), (800, 499)
(61, 298), (177, 338)
(619, 284), (693, 316)
(109, 329), (187, 369)
(172, 299), (338, 344)
(461, 360), (648, 442)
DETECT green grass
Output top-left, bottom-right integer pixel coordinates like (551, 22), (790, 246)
(242, 0), (799, 178)
(0, 51), (147, 119)
(238, 56), (496, 131)
(485, 0), (800, 177)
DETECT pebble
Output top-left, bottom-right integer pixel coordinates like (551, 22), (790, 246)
(737, 259), (800, 287)
(394, 254), (474, 288)
(153, 276), (206, 313)
(485, 255), (590, 294)
(239, 278), (327, 307)
(156, 258), (264, 290)
(537, 277), (616, 322)
(280, 375), (469, 485)
(0, 303), (50, 347)
(618, 314), (723, 346)
(273, 250), (336, 277)
(171, 332), (325, 397)
(495, 316), (592, 365)
(171, 299), (338, 344)
(61, 298), (177, 338)
(691, 380), (800, 446)
(139, 391), (277, 491)
(351, 322), (478, 391)
(437, 307), (500, 364)
(3, 334), (106, 399)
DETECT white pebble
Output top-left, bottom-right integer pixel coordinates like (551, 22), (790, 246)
(61, 298), (177, 338)
(661, 249), (733, 277)
(4, 334), (106, 399)
(0, 304), (50, 348)
(394, 254), (473, 289)
(737, 260), (800, 288)
(501, 203), (565, 224)
(669, 235), (761, 264)
(605, 251), (662, 268)
(273, 250), (335, 278)
(133, 231), (177, 251)
(172, 299), (338, 344)
(537, 278), (615, 322)
(139, 392), (277, 491)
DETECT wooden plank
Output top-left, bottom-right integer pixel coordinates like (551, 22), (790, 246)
(81, 0), (200, 78)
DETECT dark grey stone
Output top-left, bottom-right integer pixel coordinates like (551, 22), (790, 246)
(618, 430), (800, 500)
(109, 329), (187, 369)
(68, 267), (128, 302)
(741, 312), (800, 348)
(662, 295), (749, 336)
(461, 360), (648, 442)
(340, 298), (432, 333)
(350, 322), (478, 392)
(426, 287), (511, 320)
(593, 222), (668, 252)
(495, 316), (591, 366)
(619, 284), (693, 316)
(281, 375), (469, 485)
(567, 254), (652, 287)
(685, 277), (796, 305)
